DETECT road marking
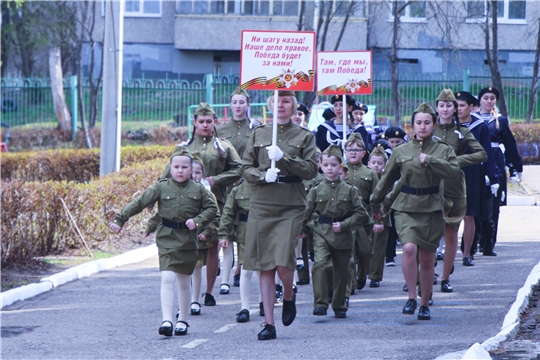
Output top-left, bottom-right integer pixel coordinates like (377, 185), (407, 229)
(182, 339), (209, 349)
(214, 323), (237, 333)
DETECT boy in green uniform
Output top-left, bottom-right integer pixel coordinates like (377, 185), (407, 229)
(109, 147), (218, 336)
(301, 145), (370, 318)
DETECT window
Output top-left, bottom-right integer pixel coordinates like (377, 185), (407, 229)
(125, 0), (161, 17)
(390, 1), (427, 22)
(466, 0), (526, 22)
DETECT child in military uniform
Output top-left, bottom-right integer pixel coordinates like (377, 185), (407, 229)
(109, 147), (218, 336)
(301, 145), (370, 318)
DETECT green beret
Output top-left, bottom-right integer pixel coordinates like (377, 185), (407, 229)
(436, 89), (456, 103)
(369, 144), (388, 161)
(322, 144), (344, 164)
(170, 146), (193, 161)
(231, 88), (250, 100)
(195, 102), (215, 116)
(414, 102), (436, 116)
(346, 132), (365, 148)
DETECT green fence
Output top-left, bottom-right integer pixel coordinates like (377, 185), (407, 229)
(1, 70), (538, 132)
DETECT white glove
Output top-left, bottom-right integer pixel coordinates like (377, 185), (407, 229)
(490, 183), (499, 197)
(509, 175), (518, 184)
(501, 191), (506, 203)
(517, 172), (523, 183)
(485, 175), (490, 186)
(265, 168), (280, 183)
(267, 145), (284, 161)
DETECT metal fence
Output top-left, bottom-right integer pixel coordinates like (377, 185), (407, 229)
(1, 70), (538, 131)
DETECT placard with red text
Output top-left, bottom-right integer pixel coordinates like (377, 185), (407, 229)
(317, 51), (372, 95)
(240, 30), (316, 91)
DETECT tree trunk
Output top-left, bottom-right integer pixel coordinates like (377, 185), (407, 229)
(297, 0), (305, 31)
(320, 1), (333, 51)
(390, 0), (401, 126)
(49, 47), (72, 132)
(1, 1), (11, 76)
(488, 1), (508, 116)
(333, 0), (355, 51)
(526, 16), (540, 123)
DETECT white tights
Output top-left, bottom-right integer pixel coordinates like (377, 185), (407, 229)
(191, 266), (203, 305)
(161, 271), (191, 324)
(219, 243), (234, 286)
(240, 264), (261, 310)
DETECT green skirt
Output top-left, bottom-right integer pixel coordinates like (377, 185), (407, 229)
(158, 248), (198, 275)
(394, 211), (445, 253)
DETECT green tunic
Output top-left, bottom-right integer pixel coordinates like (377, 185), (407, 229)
(242, 121), (318, 271)
(218, 117), (260, 158)
(113, 178), (218, 273)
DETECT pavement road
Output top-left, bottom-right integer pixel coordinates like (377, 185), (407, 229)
(2, 205), (540, 360)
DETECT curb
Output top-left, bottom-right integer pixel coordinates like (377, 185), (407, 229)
(507, 196), (536, 206)
(0, 244), (158, 309)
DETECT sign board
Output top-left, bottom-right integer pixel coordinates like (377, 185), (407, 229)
(317, 51), (372, 95)
(240, 30), (316, 91)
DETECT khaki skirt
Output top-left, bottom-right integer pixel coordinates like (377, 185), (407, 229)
(158, 248), (198, 275)
(394, 211), (445, 253)
(243, 203), (303, 272)
(443, 196), (467, 231)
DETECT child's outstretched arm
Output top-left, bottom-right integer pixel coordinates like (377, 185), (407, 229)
(109, 182), (161, 233)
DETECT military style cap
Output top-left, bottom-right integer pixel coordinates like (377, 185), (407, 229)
(231, 87), (250, 100)
(369, 144), (388, 161)
(331, 94), (356, 106)
(436, 89), (457, 103)
(478, 87), (500, 101)
(273, 90), (296, 97)
(191, 152), (203, 165)
(195, 102), (216, 116)
(297, 103), (310, 116)
(322, 107), (336, 121)
(455, 91), (478, 107)
(346, 132), (366, 148)
(413, 102), (436, 116)
(170, 146), (193, 160)
(322, 144), (344, 164)
(373, 138), (390, 150)
(384, 126), (407, 140)
(357, 103), (369, 114)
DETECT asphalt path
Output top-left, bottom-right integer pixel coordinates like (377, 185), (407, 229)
(2, 205), (540, 360)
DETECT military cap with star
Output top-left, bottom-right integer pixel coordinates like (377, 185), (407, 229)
(384, 126), (407, 140)
(331, 94), (356, 106)
(231, 87), (250, 101)
(195, 102), (216, 116)
(436, 88), (457, 103)
(478, 87), (500, 101)
(346, 132), (366, 148)
(414, 102), (436, 116)
(369, 144), (388, 161)
(455, 91), (478, 107)
(170, 146), (193, 161)
(322, 144), (344, 164)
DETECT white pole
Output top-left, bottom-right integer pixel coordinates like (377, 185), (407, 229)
(342, 97), (347, 149)
(271, 89), (279, 170)
(116, 0), (125, 169)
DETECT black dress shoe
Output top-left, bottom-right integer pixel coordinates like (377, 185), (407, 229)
(174, 321), (189, 336)
(441, 280), (453, 293)
(418, 306), (431, 320)
(190, 302), (201, 315)
(463, 256), (474, 267)
(403, 283), (408, 292)
(236, 309), (250, 323)
(259, 302), (265, 317)
(204, 293), (216, 306)
(282, 294), (296, 326)
(297, 279), (310, 285)
(313, 306), (327, 315)
(357, 280), (366, 290)
(334, 309), (347, 318)
(483, 251), (497, 257)
(158, 321), (173, 337)
(369, 280), (380, 288)
(233, 274), (240, 287)
(220, 283), (230, 295)
(257, 323), (276, 340)
(436, 252), (444, 261)
(402, 299), (417, 314)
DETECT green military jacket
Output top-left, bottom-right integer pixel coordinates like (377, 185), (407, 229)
(371, 136), (460, 213)
(218, 118), (260, 158)
(303, 172), (325, 193)
(346, 162), (379, 209)
(217, 180), (252, 242)
(242, 121), (318, 206)
(113, 178), (218, 251)
(433, 121), (487, 198)
(302, 178), (370, 249)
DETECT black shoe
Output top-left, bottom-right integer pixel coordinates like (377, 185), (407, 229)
(450, 264), (455, 274)
(470, 254), (475, 260)
(334, 309), (347, 318)
(441, 280), (453, 293)
(483, 251), (497, 257)
(158, 321), (173, 337)
(369, 279), (380, 288)
(385, 257), (395, 266)
(204, 293), (216, 306)
(220, 283), (230, 295)
(313, 306), (327, 315)
(190, 302), (201, 316)
(403, 283), (408, 292)
(233, 274), (240, 287)
(436, 252), (444, 261)
(428, 293), (434, 306)
(275, 284), (283, 303)
(259, 302), (265, 317)
(174, 321), (189, 336)
(328, 293), (333, 305)
(433, 273), (438, 285)
(296, 279), (310, 285)
(463, 256), (474, 267)
(236, 309), (250, 323)
(296, 257), (304, 271)
(402, 299), (417, 314)
(282, 294), (296, 326)
(257, 323), (276, 341)
(357, 280), (366, 290)
(418, 306), (431, 320)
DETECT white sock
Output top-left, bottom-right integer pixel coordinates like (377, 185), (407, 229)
(438, 237), (445, 253)
(191, 266), (202, 304)
(221, 245), (234, 286)
(160, 271), (176, 323)
(240, 266), (253, 310)
(176, 273), (191, 323)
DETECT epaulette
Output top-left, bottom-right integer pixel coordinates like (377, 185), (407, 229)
(158, 178), (168, 182)
(434, 137), (451, 147)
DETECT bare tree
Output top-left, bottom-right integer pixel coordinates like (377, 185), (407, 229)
(526, 15), (540, 124)
(49, 47), (72, 131)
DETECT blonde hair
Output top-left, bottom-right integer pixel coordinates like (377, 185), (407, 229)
(267, 94), (298, 120)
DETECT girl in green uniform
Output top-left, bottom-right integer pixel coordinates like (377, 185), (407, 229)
(371, 103), (460, 320)
(242, 91), (318, 340)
